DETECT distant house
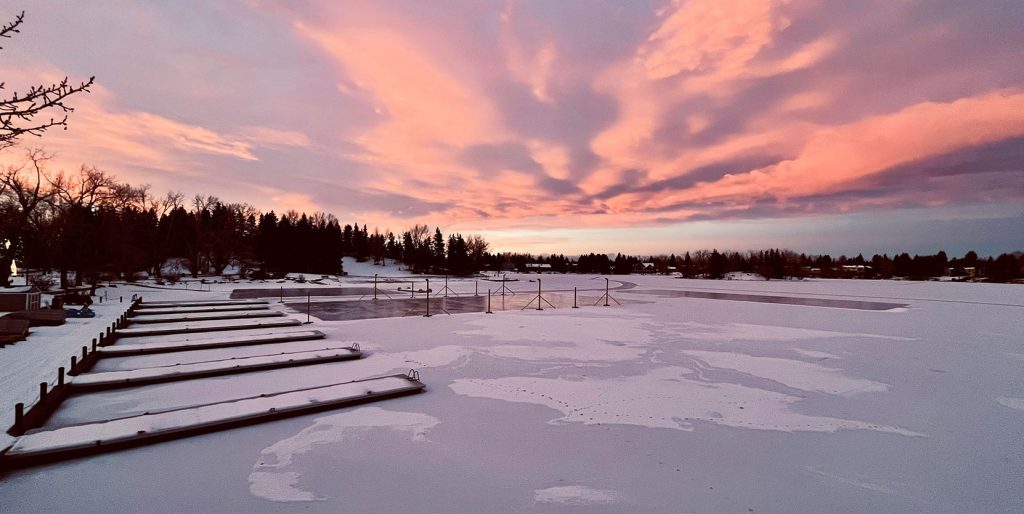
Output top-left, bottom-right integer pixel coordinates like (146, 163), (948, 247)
(524, 263), (552, 273)
(840, 264), (871, 278)
(0, 286), (42, 312)
(636, 262), (656, 274)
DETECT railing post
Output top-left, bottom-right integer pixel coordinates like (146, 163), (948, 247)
(486, 289), (493, 314)
(424, 278), (431, 317)
(604, 278), (610, 307)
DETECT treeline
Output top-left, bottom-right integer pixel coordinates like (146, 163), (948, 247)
(505, 249), (1023, 282)
(0, 151), (494, 288)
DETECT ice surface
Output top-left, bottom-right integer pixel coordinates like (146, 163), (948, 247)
(682, 350), (889, 396)
(1, 276), (1022, 512)
(248, 407), (438, 502)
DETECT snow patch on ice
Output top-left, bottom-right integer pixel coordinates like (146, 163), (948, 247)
(249, 407), (438, 502)
(533, 485), (618, 505)
(684, 350), (888, 396)
(666, 322), (914, 343)
(792, 348), (842, 360)
(457, 311), (653, 344)
(996, 397), (1024, 411)
(450, 367), (922, 436)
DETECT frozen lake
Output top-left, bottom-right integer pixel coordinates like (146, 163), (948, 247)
(1, 276), (1022, 512)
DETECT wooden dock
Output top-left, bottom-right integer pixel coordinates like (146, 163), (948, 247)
(115, 318), (302, 338)
(96, 330), (327, 356)
(129, 311), (284, 324)
(70, 346), (362, 391)
(1, 372), (424, 467)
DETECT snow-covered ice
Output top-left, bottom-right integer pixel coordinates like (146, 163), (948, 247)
(0, 275), (1022, 512)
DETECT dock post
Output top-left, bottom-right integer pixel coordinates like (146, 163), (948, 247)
(306, 294), (311, 324)
(81, 346), (87, 360)
(39, 382), (48, 402)
(280, 286), (283, 303)
(14, 403), (23, 432)
(604, 278), (610, 307)
(486, 289), (493, 314)
(444, 274), (449, 298)
(475, 280), (479, 297)
(373, 274), (378, 301)
(410, 280), (415, 298)
(70, 356), (77, 374)
(424, 279), (431, 317)
(58, 367), (65, 386)
(92, 339), (97, 352)
(573, 287), (579, 308)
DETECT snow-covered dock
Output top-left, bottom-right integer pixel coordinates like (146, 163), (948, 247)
(115, 318), (302, 338)
(129, 304), (270, 316)
(129, 310), (284, 324)
(69, 346), (362, 391)
(96, 330), (326, 356)
(1, 372), (424, 467)
(135, 300), (269, 309)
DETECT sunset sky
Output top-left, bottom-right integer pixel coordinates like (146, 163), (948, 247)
(1, 0), (1021, 256)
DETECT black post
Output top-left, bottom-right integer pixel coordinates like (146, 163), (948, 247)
(306, 293), (311, 324)
(14, 402), (23, 432)
(70, 355), (77, 374)
(424, 278), (431, 317)
(444, 274), (449, 298)
(81, 346), (87, 360)
(410, 280), (415, 298)
(58, 367), (65, 386)
(573, 287), (579, 308)
(373, 274), (378, 301)
(475, 280), (479, 297)
(280, 286), (283, 303)
(486, 289), (493, 314)
(92, 339), (97, 352)
(536, 279), (543, 311)
(604, 278), (610, 307)
(39, 382), (47, 402)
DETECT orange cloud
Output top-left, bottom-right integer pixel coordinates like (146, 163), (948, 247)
(654, 89), (1024, 207)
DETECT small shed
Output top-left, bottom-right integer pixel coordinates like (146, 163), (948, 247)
(0, 286), (42, 312)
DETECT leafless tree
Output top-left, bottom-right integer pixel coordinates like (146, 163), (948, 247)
(1, 12), (94, 150)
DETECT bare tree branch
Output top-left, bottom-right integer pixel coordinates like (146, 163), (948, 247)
(0, 11), (94, 150)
